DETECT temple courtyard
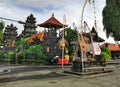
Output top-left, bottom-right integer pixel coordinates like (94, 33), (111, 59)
(0, 64), (120, 87)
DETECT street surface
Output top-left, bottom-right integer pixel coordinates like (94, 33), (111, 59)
(0, 64), (120, 87)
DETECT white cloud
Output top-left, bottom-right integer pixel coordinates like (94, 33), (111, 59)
(0, 0), (115, 42)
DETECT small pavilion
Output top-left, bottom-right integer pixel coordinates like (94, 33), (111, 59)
(37, 13), (66, 63)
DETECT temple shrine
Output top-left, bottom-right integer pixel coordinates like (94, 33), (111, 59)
(20, 14), (37, 38)
(3, 24), (18, 47)
(29, 13), (66, 63)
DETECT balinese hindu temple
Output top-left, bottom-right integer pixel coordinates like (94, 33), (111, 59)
(3, 13), (65, 63)
(29, 13), (64, 63)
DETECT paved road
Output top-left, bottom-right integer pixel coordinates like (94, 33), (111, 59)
(0, 64), (120, 87)
(0, 65), (70, 83)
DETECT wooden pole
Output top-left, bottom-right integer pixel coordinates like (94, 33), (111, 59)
(80, 0), (87, 72)
(61, 15), (66, 71)
(62, 47), (64, 71)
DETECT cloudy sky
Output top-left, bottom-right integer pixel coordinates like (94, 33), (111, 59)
(0, 0), (115, 42)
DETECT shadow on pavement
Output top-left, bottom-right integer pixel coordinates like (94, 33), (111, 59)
(0, 72), (67, 83)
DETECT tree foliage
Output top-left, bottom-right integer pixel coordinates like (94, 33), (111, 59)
(0, 50), (4, 62)
(0, 21), (4, 45)
(100, 44), (111, 61)
(64, 28), (78, 54)
(64, 28), (78, 43)
(16, 38), (29, 58)
(26, 44), (46, 60)
(102, 0), (120, 41)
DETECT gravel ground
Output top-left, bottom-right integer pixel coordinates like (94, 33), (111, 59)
(0, 65), (120, 87)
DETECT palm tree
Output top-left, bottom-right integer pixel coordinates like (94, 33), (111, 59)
(102, 0), (120, 41)
(16, 38), (29, 58)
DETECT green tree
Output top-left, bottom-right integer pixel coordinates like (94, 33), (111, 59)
(16, 38), (29, 58)
(102, 0), (120, 41)
(100, 44), (111, 61)
(64, 28), (78, 43)
(26, 44), (46, 60)
(0, 50), (4, 62)
(64, 28), (78, 54)
(7, 51), (15, 64)
(0, 21), (4, 46)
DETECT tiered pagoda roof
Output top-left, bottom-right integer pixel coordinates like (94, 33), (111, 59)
(3, 24), (18, 47)
(19, 14), (37, 38)
(37, 13), (66, 28)
(85, 27), (105, 42)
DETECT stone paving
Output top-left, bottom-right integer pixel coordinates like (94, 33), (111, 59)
(0, 64), (120, 87)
